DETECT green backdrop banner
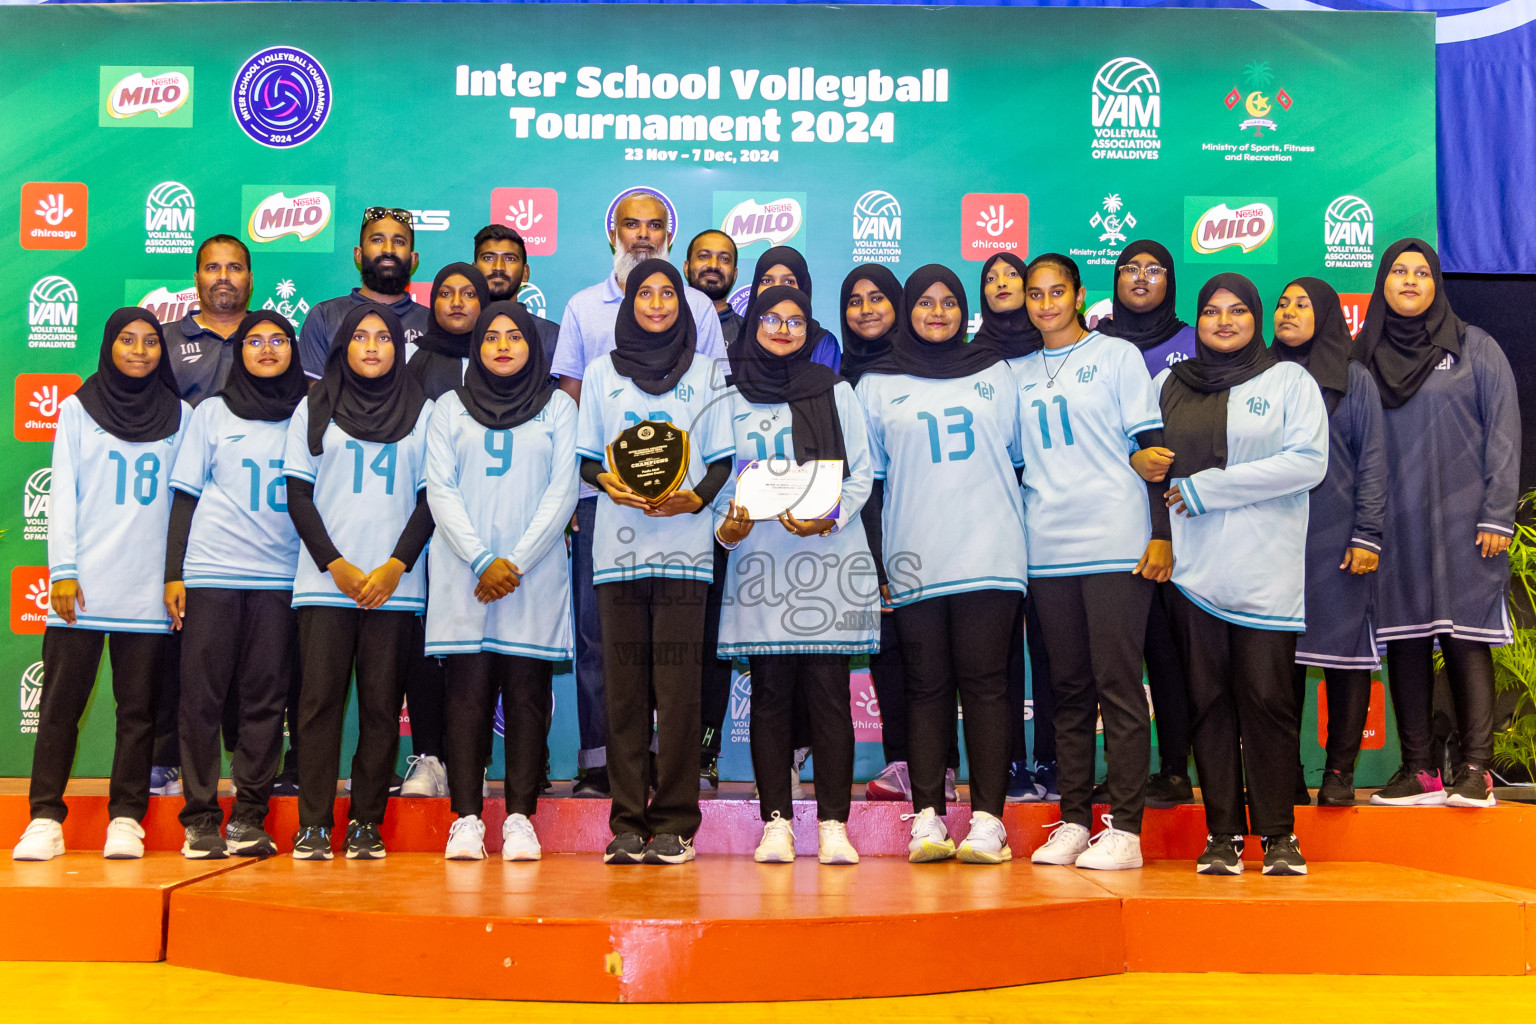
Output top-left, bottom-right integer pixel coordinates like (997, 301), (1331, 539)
(0, 3), (1432, 780)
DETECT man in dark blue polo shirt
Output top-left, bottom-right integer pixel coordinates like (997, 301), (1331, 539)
(298, 207), (430, 379)
(472, 224), (561, 367)
(163, 234), (253, 405)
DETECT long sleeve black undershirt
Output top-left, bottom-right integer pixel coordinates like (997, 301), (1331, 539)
(1135, 428), (1172, 542)
(390, 490), (435, 571)
(286, 479), (434, 573)
(861, 480), (888, 587)
(164, 490), (198, 584)
(580, 456), (733, 510)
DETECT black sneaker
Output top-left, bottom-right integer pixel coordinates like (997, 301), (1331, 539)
(272, 770), (300, 797)
(225, 818), (277, 858)
(1445, 763), (1497, 809)
(1294, 764), (1313, 806)
(1261, 833), (1308, 876)
(700, 753), (720, 791)
(1317, 769), (1356, 807)
(1145, 771), (1195, 808)
(540, 758), (553, 794)
(292, 825), (333, 861)
(345, 820), (387, 860)
(181, 822), (228, 860)
(642, 833), (696, 865)
(572, 766), (611, 798)
(1369, 764), (1447, 806)
(604, 832), (647, 865)
(1033, 761), (1060, 803)
(1196, 833), (1245, 875)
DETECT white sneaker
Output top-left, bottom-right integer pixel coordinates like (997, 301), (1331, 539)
(864, 761), (912, 800)
(903, 807), (956, 863)
(944, 768), (959, 804)
(1031, 821), (1091, 865)
(103, 817), (145, 860)
(1075, 814), (1143, 871)
(957, 810), (1012, 864)
(817, 820), (859, 865)
(400, 755), (448, 798)
(501, 813), (541, 862)
(444, 815), (486, 860)
(754, 812), (796, 863)
(13, 818), (64, 861)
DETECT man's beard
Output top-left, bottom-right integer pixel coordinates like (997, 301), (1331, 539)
(360, 252), (411, 294)
(200, 281), (250, 316)
(485, 271), (516, 300)
(689, 270), (731, 302)
(613, 237), (670, 288)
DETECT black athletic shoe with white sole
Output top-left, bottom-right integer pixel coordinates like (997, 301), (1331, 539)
(1317, 769), (1356, 807)
(642, 833), (696, 864)
(181, 822), (228, 860)
(1261, 833), (1308, 876)
(345, 820), (386, 860)
(1145, 771), (1195, 808)
(1445, 763), (1497, 808)
(225, 818), (277, 858)
(604, 832), (647, 865)
(1196, 833), (1245, 875)
(292, 825), (333, 861)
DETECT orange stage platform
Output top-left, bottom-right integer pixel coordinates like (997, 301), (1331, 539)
(1, 789), (1533, 1000)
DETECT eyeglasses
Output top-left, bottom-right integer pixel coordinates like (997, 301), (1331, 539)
(1117, 265), (1166, 282)
(244, 335), (291, 351)
(363, 207), (413, 227)
(759, 313), (808, 336)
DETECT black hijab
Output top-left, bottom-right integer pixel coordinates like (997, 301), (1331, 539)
(865, 265), (999, 380)
(730, 246), (814, 369)
(407, 262), (489, 399)
(610, 258), (696, 396)
(1352, 238), (1464, 410)
(1274, 277), (1352, 416)
(217, 311), (307, 422)
(75, 307), (182, 443)
(456, 301), (558, 430)
(837, 264), (902, 386)
(1161, 273), (1278, 476)
(728, 285), (848, 476)
(1097, 240), (1189, 352)
(307, 302), (427, 456)
(971, 253), (1042, 358)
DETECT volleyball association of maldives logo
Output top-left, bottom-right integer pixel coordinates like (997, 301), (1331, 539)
(20, 661), (44, 734)
(231, 46), (331, 149)
(517, 283), (547, 320)
(1324, 195), (1375, 270)
(1090, 57), (1161, 161)
(852, 190), (902, 264)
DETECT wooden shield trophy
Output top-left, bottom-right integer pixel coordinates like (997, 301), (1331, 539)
(607, 420), (690, 505)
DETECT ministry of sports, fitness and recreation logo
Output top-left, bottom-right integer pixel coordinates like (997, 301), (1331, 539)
(1071, 193), (1139, 270)
(262, 279), (311, 331)
(231, 46), (331, 149)
(19, 661), (44, 734)
(27, 276), (78, 350)
(145, 181), (195, 256)
(1185, 197), (1278, 264)
(1324, 195), (1375, 270)
(851, 190), (902, 264)
(99, 67), (194, 128)
(517, 283), (547, 320)
(23, 468), (50, 542)
(1225, 60), (1292, 138)
(242, 186), (336, 252)
(1090, 57), (1161, 161)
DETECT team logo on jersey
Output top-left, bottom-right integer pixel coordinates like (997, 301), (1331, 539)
(1166, 351), (1190, 365)
(516, 283), (547, 320)
(1186, 198), (1278, 263)
(27, 276), (78, 350)
(10, 567), (49, 635)
(145, 182), (195, 255)
(1224, 60), (1292, 138)
(961, 193), (1029, 261)
(128, 281), (198, 327)
(22, 468), (50, 542)
(1077, 366), (1099, 384)
(19, 661), (44, 735)
(261, 279), (312, 331)
(232, 47), (330, 148)
(1435, 353), (1456, 371)
(491, 188), (558, 255)
(14, 374), (83, 442)
(674, 383), (695, 402)
(1324, 195), (1375, 270)
(100, 67), (194, 127)
(889, 394), (909, 405)
(852, 190), (901, 264)
(224, 435), (247, 444)
(20, 182), (88, 251)
(1091, 57), (1161, 161)
(973, 381), (995, 401)
(1247, 396), (1271, 416)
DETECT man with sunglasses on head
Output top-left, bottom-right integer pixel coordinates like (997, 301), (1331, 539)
(298, 207), (430, 380)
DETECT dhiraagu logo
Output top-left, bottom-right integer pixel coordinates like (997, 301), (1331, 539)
(100, 67), (194, 127)
(241, 185), (335, 252)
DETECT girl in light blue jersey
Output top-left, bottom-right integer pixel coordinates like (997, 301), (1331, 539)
(14, 308), (189, 862)
(427, 301), (577, 862)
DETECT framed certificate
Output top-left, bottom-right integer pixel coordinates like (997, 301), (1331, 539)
(734, 457), (842, 521)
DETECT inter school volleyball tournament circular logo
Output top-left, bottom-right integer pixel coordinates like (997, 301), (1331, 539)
(231, 46), (331, 149)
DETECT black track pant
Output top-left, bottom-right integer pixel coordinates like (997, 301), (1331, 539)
(30, 627), (165, 823)
(1167, 589), (1298, 838)
(869, 609), (959, 768)
(749, 653), (854, 822)
(1145, 581), (1190, 774)
(893, 589), (1020, 818)
(1291, 665), (1372, 773)
(1386, 635), (1495, 767)
(444, 652), (552, 819)
(1031, 573), (1154, 833)
(1016, 595), (1056, 766)
(598, 577), (706, 839)
(295, 607), (415, 828)
(151, 633), (180, 767)
(178, 589), (296, 827)
(405, 615), (445, 761)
